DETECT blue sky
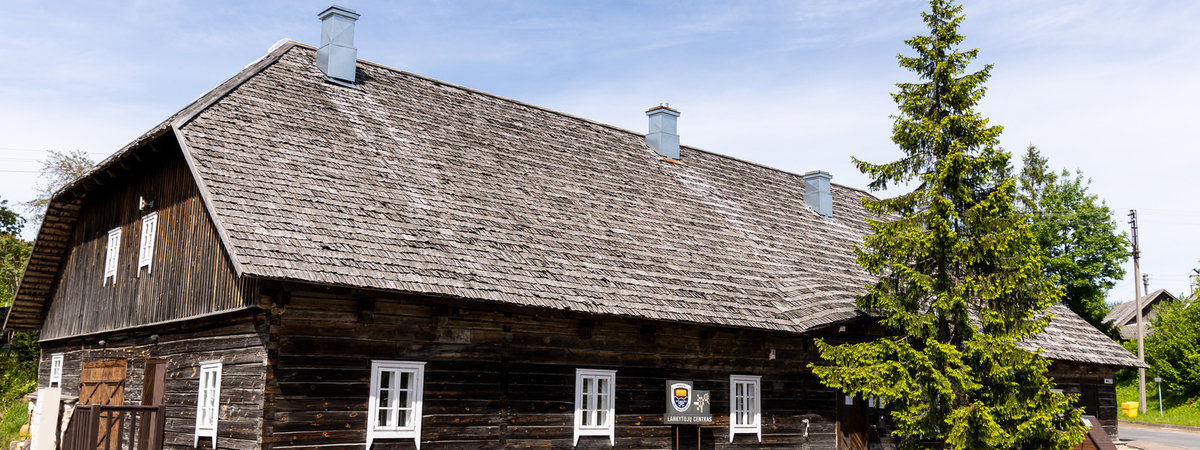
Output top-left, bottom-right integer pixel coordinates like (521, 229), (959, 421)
(2, 0), (1198, 304)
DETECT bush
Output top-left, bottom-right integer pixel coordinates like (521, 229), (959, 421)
(0, 330), (38, 444)
(1138, 296), (1200, 399)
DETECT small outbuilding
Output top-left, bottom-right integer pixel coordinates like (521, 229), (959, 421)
(1104, 289), (1178, 340)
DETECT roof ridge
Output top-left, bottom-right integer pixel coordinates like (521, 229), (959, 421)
(48, 40), (300, 202)
(288, 42), (874, 197)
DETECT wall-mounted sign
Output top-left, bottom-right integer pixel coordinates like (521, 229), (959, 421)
(664, 380), (712, 424)
(1104, 378), (1113, 385)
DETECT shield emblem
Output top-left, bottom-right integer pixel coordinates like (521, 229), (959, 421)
(671, 383), (691, 412)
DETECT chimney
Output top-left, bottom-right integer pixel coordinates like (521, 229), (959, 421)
(316, 6), (360, 85)
(803, 171), (833, 217)
(645, 104), (680, 160)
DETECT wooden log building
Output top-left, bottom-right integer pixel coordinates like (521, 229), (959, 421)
(4, 7), (1142, 450)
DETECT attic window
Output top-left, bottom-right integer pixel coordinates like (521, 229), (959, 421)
(138, 212), (158, 275)
(103, 228), (121, 286)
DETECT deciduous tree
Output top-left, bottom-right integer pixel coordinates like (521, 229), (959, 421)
(1, 197), (31, 308)
(811, 1), (1086, 449)
(1017, 146), (1128, 337)
(1134, 262), (1200, 400)
(23, 149), (95, 228)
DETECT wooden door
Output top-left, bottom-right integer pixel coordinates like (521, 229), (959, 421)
(836, 394), (868, 450)
(81, 360), (127, 405)
(1079, 386), (1100, 416)
(81, 360), (127, 449)
(139, 360), (167, 448)
(141, 360), (166, 406)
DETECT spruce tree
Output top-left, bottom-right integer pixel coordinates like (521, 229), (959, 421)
(811, 1), (1088, 449)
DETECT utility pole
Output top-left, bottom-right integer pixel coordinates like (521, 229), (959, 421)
(1143, 274), (1150, 296)
(1130, 209), (1146, 414)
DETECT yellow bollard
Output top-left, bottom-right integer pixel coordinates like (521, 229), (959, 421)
(1121, 402), (1139, 418)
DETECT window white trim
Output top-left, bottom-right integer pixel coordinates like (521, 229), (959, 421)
(103, 228), (121, 285)
(367, 360), (426, 449)
(573, 368), (616, 447)
(137, 212), (158, 276)
(48, 354), (64, 388)
(729, 375), (761, 442)
(194, 361), (221, 448)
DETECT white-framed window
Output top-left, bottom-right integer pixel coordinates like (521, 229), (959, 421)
(729, 375), (761, 442)
(367, 360), (426, 449)
(103, 228), (121, 285)
(194, 361), (221, 448)
(137, 212), (158, 276)
(48, 353), (64, 388)
(574, 368), (616, 447)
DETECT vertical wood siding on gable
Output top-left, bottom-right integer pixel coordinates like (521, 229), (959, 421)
(39, 137), (256, 341)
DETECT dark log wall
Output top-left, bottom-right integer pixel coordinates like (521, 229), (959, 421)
(38, 311), (269, 450)
(264, 288), (884, 450)
(39, 134), (256, 340)
(1047, 362), (1119, 438)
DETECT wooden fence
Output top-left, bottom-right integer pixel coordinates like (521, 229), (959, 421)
(61, 404), (165, 450)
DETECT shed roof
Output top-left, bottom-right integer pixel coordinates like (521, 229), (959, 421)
(4, 41), (1142, 368)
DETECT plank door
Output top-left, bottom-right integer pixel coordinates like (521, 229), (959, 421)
(1079, 386), (1100, 417)
(138, 360), (167, 447)
(141, 360), (166, 406)
(836, 394), (868, 450)
(81, 360), (127, 405)
(80, 359), (127, 449)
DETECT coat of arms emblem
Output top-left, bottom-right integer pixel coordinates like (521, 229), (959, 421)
(671, 383), (691, 412)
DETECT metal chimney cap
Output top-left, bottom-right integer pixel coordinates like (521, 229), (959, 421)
(646, 104), (680, 116)
(803, 170), (832, 180)
(319, 5), (360, 20)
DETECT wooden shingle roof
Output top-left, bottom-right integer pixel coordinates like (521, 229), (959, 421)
(5, 41), (1141, 368)
(177, 42), (878, 333)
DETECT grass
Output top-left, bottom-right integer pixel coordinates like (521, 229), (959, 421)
(0, 335), (38, 448)
(1116, 383), (1200, 428)
(0, 400), (28, 445)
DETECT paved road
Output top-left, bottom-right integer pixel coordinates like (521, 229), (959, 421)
(1120, 424), (1200, 450)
